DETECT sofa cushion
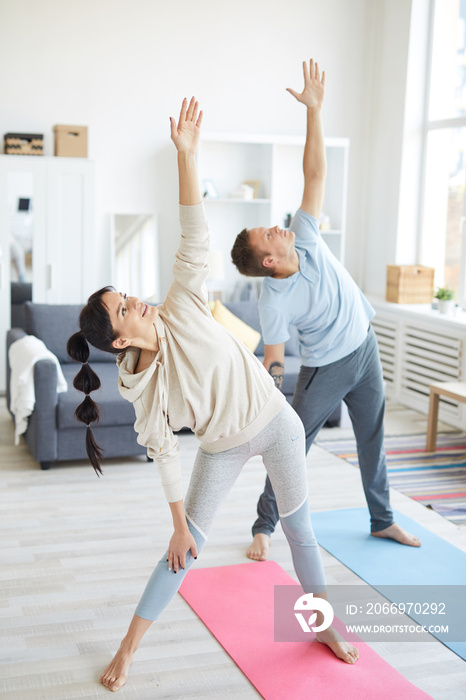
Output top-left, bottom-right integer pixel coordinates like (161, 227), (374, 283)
(210, 300), (261, 352)
(224, 301), (299, 358)
(24, 302), (116, 364)
(58, 362), (136, 429)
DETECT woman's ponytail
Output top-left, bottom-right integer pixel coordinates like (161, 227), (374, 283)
(67, 331), (104, 476)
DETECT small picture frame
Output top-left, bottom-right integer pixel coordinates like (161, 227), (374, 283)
(202, 179), (219, 199)
(244, 180), (259, 198)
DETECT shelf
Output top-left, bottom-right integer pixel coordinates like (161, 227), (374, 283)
(368, 295), (466, 329)
(202, 131), (349, 149)
(203, 197), (272, 204)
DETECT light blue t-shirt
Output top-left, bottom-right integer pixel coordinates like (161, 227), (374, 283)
(258, 209), (375, 367)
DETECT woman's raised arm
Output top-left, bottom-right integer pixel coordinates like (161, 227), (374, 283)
(170, 97), (203, 206)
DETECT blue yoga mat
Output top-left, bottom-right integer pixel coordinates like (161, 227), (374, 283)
(311, 508), (466, 660)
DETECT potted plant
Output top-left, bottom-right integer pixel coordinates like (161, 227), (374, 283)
(434, 287), (455, 314)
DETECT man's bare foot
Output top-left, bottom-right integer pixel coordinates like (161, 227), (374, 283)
(371, 522), (421, 547)
(316, 626), (359, 664)
(246, 533), (271, 561)
(100, 644), (134, 692)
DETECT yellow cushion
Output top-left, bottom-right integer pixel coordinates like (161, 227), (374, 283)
(210, 300), (261, 353)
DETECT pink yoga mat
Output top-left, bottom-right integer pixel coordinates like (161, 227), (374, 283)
(179, 561), (432, 700)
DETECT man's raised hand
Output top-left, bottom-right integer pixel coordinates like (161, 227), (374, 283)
(286, 59), (325, 110)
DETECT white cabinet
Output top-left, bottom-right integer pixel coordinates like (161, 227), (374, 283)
(197, 133), (349, 298)
(43, 158), (95, 304)
(0, 155), (94, 392)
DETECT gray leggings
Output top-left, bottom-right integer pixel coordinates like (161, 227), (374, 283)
(135, 401), (326, 621)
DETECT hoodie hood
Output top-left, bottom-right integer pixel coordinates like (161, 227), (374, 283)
(117, 317), (170, 457)
(117, 316), (166, 401)
(117, 346), (158, 401)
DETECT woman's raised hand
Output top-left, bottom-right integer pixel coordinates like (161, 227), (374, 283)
(170, 97), (203, 154)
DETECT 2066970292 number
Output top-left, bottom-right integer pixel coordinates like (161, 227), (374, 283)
(366, 602), (446, 615)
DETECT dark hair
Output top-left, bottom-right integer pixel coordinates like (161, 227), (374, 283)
(66, 286), (120, 476)
(230, 228), (274, 278)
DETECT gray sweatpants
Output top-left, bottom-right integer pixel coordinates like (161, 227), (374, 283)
(135, 401), (326, 621)
(252, 326), (393, 537)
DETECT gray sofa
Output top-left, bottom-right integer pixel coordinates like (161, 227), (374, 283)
(7, 302), (147, 470)
(11, 281), (32, 329)
(6, 299), (337, 471)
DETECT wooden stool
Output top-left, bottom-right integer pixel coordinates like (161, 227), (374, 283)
(426, 381), (466, 451)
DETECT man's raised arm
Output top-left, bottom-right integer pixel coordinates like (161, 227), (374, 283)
(287, 59), (326, 218)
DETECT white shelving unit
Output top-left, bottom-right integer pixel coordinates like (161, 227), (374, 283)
(198, 132), (349, 299)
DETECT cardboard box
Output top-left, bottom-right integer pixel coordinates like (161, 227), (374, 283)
(386, 265), (435, 304)
(53, 125), (88, 157)
(4, 132), (43, 155)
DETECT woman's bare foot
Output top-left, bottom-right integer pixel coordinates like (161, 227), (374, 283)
(246, 533), (271, 561)
(371, 522), (421, 547)
(100, 644), (134, 692)
(316, 626), (359, 664)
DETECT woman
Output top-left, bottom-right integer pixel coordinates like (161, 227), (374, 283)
(67, 97), (359, 692)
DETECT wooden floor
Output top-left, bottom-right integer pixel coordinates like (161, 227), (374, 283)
(1, 399), (466, 700)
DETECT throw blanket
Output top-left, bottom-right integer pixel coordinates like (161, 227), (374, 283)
(9, 336), (68, 445)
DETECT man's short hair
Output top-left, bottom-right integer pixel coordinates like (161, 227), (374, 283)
(231, 228), (274, 277)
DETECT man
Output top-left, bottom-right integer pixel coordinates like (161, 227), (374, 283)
(231, 59), (420, 561)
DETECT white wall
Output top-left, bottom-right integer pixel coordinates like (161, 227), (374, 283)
(360, 0), (410, 295)
(0, 0), (415, 299)
(361, 0), (432, 297)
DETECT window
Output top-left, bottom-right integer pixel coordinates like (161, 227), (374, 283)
(420, 0), (466, 303)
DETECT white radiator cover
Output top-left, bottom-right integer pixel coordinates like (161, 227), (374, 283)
(370, 298), (466, 429)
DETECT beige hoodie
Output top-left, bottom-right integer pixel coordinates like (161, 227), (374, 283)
(117, 203), (285, 503)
